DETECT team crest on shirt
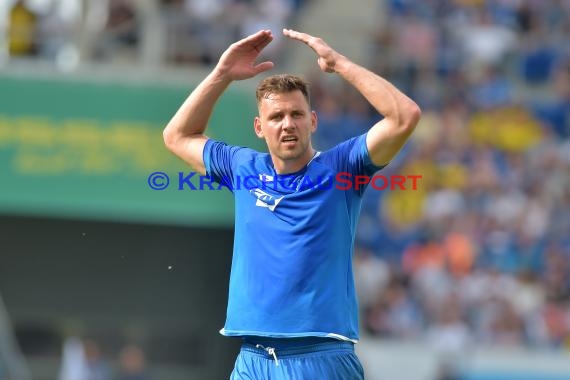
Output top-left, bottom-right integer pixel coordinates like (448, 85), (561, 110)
(258, 173), (274, 182)
(250, 188), (283, 212)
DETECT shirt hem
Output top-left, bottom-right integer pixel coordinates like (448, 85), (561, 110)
(219, 328), (359, 344)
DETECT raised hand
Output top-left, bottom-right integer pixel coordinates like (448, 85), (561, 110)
(215, 30), (275, 81)
(283, 29), (344, 73)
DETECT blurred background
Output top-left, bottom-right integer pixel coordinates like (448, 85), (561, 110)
(0, 0), (569, 379)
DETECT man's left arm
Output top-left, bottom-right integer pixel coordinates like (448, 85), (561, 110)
(284, 29), (421, 167)
(335, 60), (421, 166)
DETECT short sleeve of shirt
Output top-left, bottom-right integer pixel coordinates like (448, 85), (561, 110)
(326, 133), (386, 174)
(320, 132), (387, 196)
(349, 133), (386, 176)
(203, 139), (255, 191)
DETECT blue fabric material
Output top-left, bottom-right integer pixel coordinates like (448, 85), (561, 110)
(230, 340), (364, 380)
(203, 133), (384, 342)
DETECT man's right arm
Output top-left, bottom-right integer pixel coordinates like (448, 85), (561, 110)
(163, 71), (231, 176)
(163, 30), (275, 176)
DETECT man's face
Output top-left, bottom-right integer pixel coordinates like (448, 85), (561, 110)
(254, 90), (317, 163)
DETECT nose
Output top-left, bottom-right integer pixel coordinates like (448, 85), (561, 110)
(282, 115), (295, 131)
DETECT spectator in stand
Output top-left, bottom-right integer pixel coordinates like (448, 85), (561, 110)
(116, 344), (148, 380)
(7, 0), (38, 57)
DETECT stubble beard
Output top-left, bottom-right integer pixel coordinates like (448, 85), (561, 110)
(276, 139), (309, 161)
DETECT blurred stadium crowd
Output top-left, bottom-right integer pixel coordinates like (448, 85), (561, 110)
(2, 0), (307, 67)
(3, 0), (570, 361)
(342, 0), (570, 353)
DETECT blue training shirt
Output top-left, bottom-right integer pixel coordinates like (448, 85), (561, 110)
(203, 133), (384, 342)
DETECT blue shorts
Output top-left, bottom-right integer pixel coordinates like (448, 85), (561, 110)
(230, 337), (364, 380)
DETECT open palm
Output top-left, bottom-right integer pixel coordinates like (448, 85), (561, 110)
(216, 30), (275, 81)
(283, 29), (342, 73)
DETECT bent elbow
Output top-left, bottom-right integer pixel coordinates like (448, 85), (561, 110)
(163, 127), (177, 151)
(403, 102), (422, 131)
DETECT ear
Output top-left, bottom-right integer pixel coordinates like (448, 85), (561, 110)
(254, 116), (264, 138)
(310, 111), (318, 133)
